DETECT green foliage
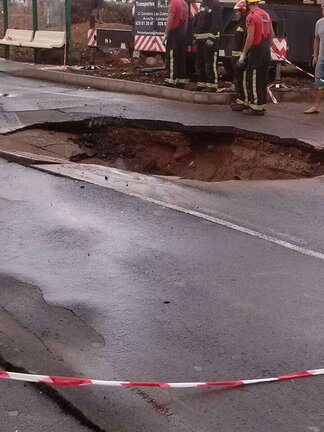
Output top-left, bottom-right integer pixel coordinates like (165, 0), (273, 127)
(71, 0), (132, 25)
(71, 0), (91, 24)
(103, 3), (132, 24)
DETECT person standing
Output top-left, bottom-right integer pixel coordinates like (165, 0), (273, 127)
(164, 0), (189, 88)
(193, 0), (222, 92)
(304, 4), (324, 114)
(231, 0), (249, 111)
(236, 0), (274, 115)
(91, 0), (104, 25)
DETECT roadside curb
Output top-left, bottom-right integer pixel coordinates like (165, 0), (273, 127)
(12, 67), (233, 105)
(9, 66), (317, 105)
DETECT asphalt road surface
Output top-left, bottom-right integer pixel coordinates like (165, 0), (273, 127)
(1, 158), (324, 432)
(0, 72), (322, 145)
(0, 380), (91, 432)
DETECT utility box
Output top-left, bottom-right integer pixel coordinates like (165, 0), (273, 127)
(88, 28), (133, 49)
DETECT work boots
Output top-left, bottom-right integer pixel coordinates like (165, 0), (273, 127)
(242, 108), (265, 116)
(201, 87), (216, 93)
(231, 103), (247, 112)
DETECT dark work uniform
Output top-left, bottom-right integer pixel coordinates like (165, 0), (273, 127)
(165, 0), (189, 86)
(245, 8), (272, 110)
(232, 18), (246, 58)
(232, 17), (249, 107)
(193, 0), (222, 89)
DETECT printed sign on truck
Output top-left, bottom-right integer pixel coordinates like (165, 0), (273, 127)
(134, 0), (168, 51)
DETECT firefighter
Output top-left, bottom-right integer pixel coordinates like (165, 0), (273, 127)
(231, 0), (249, 111)
(193, 0), (222, 92)
(163, 0), (189, 88)
(236, 0), (274, 115)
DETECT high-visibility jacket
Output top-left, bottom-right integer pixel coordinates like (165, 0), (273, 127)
(246, 8), (271, 45)
(168, 0), (189, 31)
(193, 0), (222, 42)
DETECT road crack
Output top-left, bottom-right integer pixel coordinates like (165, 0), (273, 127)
(0, 353), (108, 432)
(0, 314), (55, 358)
(60, 306), (105, 345)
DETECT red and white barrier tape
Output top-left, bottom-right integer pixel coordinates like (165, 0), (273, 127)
(283, 57), (324, 82)
(267, 87), (278, 104)
(271, 51), (324, 83)
(266, 51), (324, 104)
(284, 58), (324, 82)
(1, 368), (324, 388)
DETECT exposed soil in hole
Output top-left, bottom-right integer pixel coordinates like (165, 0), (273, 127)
(70, 127), (324, 181)
(1, 126), (323, 182)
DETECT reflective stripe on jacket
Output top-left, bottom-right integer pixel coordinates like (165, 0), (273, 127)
(232, 18), (246, 57)
(193, 0), (222, 42)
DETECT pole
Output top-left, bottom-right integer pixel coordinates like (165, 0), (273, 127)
(65, 0), (72, 66)
(32, 0), (40, 63)
(3, 0), (9, 59)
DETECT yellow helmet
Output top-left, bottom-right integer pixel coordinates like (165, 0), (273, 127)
(246, 0), (260, 4)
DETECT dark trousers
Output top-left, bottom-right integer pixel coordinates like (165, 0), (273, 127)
(234, 59), (249, 106)
(165, 28), (187, 85)
(195, 41), (219, 89)
(246, 41), (271, 111)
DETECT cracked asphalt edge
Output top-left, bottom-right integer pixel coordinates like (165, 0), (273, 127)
(0, 352), (106, 432)
(0, 115), (323, 157)
(0, 276), (179, 432)
(0, 306), (107, 432)
(0, 275), (178, 431)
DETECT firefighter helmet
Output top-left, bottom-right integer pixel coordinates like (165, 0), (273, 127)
(245, 0), (260, 4)
(234, 0), (247, 11)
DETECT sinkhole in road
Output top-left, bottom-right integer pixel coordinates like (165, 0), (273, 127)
(4, 123), (324, 181)
(74, 127), (324, 182)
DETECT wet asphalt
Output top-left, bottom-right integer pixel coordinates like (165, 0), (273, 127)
(0, 72), (323, 145)
(0, 380), (91, 432)
(1, 158), (324, 432)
